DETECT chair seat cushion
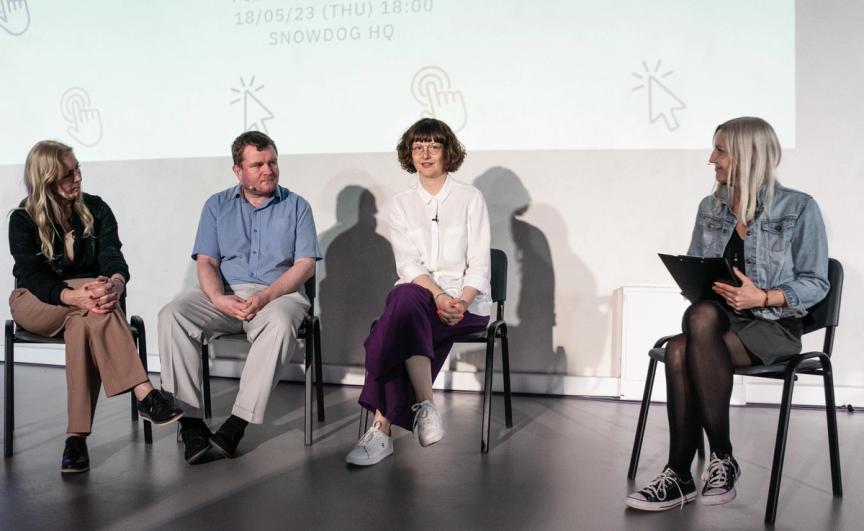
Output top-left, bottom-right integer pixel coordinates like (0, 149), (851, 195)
(454, 330), (489, 342)
(649, 347), (827, 377)
(14, 330), (65, 344)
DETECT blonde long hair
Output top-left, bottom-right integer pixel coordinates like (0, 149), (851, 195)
(22, 140), (94, 260)
(713, 117), (781, 224)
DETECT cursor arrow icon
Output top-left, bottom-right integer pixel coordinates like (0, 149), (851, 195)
(632, 60), (687, 132)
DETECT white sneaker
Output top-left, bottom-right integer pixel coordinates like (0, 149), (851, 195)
(411, 400), (444, 447)
(345, 421), (393, 466)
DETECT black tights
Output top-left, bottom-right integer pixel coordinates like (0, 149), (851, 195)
(665, 301), (752, 478)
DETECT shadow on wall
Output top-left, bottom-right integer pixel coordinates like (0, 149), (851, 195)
(468, 167), (568, 374)
(318, 185), (397, 366)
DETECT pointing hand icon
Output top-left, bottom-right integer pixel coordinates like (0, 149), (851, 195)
(61, 88), (104, 147)
(0, 0), (30, 36)
(412, 66), (467, 132)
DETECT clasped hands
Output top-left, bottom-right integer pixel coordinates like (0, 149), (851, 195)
(435, 293), (467, 326)
(712, 267), (768, 311)
(62, 276), (125, 314)
(213, 291), (271, 321)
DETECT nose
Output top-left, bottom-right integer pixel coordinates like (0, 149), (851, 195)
(708, 150), (718, 164)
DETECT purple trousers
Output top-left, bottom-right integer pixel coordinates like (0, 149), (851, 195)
(359, 283), (489, 431)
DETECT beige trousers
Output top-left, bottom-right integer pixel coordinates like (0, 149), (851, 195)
(157, 284), (309, 424)
(9, 279), (148, 434)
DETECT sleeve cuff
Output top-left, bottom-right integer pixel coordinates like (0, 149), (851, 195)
(462, 273), (490, 295)
(401, 264), (429, 282)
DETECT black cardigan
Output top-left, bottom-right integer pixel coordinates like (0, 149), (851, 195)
(8, 193), (130, 306)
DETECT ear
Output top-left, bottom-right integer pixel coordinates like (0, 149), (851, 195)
(232, 164), (242, 180)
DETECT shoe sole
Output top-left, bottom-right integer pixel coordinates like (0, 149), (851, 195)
(61, 466), (90, 474)
(700, 487), (737, 506)
(418, 431), (444, 447)
(140, 411), (185, 426)
(209, 438), (235, 458)
(625, 492), (697, 511)
(345, 446), (394, 466)
(186, 443), (212, 464)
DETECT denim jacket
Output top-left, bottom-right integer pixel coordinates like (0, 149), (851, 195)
(686, 182), (829, 319)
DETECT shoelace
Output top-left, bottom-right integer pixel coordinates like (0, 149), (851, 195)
(641, 469), (688, 511)
(411, 402), (433, 434)
(360, 421), (385, 445)
(701, 454), (740, 489)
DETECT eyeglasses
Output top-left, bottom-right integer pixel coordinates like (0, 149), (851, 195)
(411, 142), (443, 155)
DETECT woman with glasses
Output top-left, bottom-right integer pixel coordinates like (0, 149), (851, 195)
(345, 118), (492, 466)
(8, 140), (183, 474)
(625, 117), (829, 511)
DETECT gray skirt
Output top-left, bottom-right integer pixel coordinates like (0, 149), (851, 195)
(727, 311), (803, 366)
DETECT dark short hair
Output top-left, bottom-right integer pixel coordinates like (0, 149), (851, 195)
(396, 118), (466, 173)
(231, 131), (278, 166)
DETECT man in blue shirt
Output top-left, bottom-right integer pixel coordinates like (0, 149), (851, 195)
(158, 131), (321, 463)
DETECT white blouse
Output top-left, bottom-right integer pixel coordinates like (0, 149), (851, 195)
(388, 176), (492, 316)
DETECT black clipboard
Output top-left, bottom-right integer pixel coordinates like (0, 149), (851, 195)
(658, 254), (741, 304)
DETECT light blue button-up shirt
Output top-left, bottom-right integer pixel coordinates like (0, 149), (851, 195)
(192, 184), (321, 286)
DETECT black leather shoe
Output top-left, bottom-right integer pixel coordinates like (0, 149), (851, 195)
(210, 416), (247, 458)
(138, 390), (184, 425)
(61, 436), (90, 474)
(180, 419), (213, 464)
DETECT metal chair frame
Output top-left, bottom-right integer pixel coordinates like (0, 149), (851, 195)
(198, 276), (324, 446)
(4, 293), (152, 458)
(627, 258), (844, 524)
(360, 249), (513, 453)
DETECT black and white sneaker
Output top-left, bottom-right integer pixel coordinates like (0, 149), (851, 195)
(626, 467), (697, 511)
(700, 452), (741, 506)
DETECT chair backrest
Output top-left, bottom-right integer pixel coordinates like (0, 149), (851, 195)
(304, 274), (316, 308)
(802, 258), (843, 333)
(490, 249), (507, 302)
(490, 249), (507, 321)
(801, 258), (843, 355)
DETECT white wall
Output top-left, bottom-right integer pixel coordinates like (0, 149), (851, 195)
(1, 1), (862, 400)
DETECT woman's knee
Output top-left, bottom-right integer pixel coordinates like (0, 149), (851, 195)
(682, 301), (729, 337)
(664, 335), (687, 373)
(386, 284), (430, 311)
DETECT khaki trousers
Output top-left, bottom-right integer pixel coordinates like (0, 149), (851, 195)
(157, 284), (309, 424)
(8, 279), (148, 434)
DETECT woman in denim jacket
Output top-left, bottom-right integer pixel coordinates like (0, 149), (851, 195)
(626, 117), (829, 512)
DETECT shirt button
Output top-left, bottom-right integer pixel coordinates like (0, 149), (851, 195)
(254, 229), (258, 232)
(746, 230), (751, 236)
(253, 251), (257, 254)
(746, 258), (753, 264)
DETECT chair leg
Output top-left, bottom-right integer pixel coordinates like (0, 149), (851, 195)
(821, 359), (843, 498)
(201, 344), (212, 419)
(131, 316), (152, 445)
(500, 329), (513, 428)
(313, 319), (325, 422)
(481, 334), (495, 454)
(4, 321), (14, 457)
(359, 408), (370, 439)
(304, 329), (313, 446)
(765, 366), (797, 525)
(627, 357), (658, 480)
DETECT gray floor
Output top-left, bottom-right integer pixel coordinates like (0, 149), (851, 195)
(1, 364), (859, 531)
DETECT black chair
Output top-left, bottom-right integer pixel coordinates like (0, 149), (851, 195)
(199, 276), (324, 446)
(360, 248), (513, 453)
(4, 288), (152, 458)
(627, 258), (844, 524)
